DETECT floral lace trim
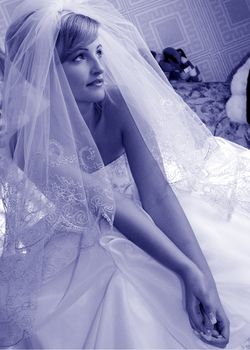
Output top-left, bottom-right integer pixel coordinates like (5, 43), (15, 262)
(241, 337), (250, 350)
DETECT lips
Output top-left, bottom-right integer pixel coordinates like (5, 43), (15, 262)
(87, 78), (104, 86)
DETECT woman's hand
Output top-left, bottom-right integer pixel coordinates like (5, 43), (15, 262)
(183, 265), (230, 348)
(113, 191), (230, 348)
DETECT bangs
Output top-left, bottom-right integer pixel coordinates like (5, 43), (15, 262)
(57, 13), (99, 63)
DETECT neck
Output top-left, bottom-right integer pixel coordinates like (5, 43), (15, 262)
(78, 102), (96, 130)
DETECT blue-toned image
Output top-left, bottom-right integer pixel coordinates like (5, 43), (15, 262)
(0, 0), (250, 349)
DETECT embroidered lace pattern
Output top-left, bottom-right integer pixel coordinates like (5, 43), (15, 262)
(0, 140), (115, 346)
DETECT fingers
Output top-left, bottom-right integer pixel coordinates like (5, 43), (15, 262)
(217, 320), (230, 340)
(208, 312), (217, 325)
(196, 308), (229, 348)
(186, 292), (230, 348)
(203, 312), (215, 334)
(203, 304), (230, 340)
(216, 311), (230, 342)
(197, 313), (227, 348)
(201, 299), (216, 324)
(199, 301), (216, 332)
(187, 297), (205, 333)
(196, 332), (229, 348)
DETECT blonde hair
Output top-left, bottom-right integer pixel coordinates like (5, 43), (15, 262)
(5, 11), (99, 64)
(56, 13), (99, 63)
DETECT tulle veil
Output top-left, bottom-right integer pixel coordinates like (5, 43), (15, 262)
(0, 0), (250, 346)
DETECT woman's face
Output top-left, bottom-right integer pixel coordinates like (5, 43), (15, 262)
(62, 38), (105, 106)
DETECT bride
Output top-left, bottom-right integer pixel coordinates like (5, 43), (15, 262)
(0, 0), (250, 348)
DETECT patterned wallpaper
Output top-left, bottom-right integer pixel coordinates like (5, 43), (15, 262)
(0, 0), (249, 81)
(108, 0), (250, 82)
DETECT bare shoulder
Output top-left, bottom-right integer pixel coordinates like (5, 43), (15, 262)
(102, 85), (130, 131)
(103, 86), (168, 202)
(103, 85), (155, 151)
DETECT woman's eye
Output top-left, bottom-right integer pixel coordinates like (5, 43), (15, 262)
(73, 54), (86, 62)
(97, 49), (103, 58)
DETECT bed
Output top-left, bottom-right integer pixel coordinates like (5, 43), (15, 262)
(171, 81), (250, 149)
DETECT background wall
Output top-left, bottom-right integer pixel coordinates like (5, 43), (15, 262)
(109, 0), (250, 81)
(0, 0), (249, 81)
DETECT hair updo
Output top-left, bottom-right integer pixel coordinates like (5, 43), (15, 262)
(5, 11), (99, 66)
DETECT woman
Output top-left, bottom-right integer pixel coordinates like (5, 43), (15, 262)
(0, 0), (250, 348)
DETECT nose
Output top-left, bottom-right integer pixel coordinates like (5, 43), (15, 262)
(91, 57), (104, 75)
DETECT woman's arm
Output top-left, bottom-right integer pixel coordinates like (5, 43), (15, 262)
(120, 113), (208, 273)
(143, 184), (215, 282)
(113, 191), (229, 348)
(120, 110), (212, 278)
(119, 109), (229, 346)
(113, 191), (199, 279)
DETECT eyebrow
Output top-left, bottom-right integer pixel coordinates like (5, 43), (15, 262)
(73, 44), (102, 52)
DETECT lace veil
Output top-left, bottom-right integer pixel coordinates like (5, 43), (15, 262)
(0, 0), (250, 346)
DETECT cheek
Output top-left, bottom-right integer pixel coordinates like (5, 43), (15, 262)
(67, 69), (87, 89)
(63, 64), (88, 90)
(64, 69), (89, 101)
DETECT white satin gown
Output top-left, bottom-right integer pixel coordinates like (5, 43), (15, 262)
(13, 150), (250, 349)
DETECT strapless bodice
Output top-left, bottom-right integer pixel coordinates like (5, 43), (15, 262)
(105, 153), (141, 206)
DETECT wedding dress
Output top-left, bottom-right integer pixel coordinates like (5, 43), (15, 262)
(10, 151), (250, 349)
(1, 1), (250, 349)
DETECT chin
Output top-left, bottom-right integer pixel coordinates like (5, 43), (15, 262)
(77, 87), (106, 104)
(90, 88), (106, 102)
